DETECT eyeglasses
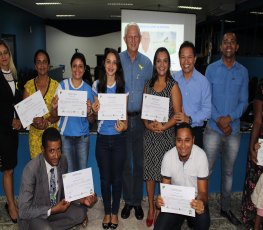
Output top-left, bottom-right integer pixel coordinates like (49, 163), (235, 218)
(0, 50), (9, 57)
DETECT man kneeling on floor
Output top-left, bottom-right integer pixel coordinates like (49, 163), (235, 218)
(18, 127), (97, 230)
(154, 123), (210, 230)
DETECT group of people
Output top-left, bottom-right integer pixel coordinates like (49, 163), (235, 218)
(1, 21), (262, 230)
(0, 40), (97, 229)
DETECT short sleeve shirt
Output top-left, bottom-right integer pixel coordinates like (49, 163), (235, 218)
(161, 145), (209, 196)
(57, 78), (94, 136)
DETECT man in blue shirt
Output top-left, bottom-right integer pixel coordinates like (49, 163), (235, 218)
(173, 41), (211, 148)
(119, 22), (153, 220)
(203, 32), (249, 225)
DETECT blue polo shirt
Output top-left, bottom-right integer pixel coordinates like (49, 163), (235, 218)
(119, 50), (152, 112)
(173, 68), (211, 127)
(205, 59), (249, 134)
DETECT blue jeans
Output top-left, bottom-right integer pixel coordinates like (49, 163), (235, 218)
(203, 125), (241, 211)
(96, 133), (126, 215)
(61, 135), (89, 172)
(122, 115), (144, 206)
(154, 206), (210, 230)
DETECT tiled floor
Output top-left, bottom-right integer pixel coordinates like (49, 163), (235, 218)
(0, 193), (246, 230)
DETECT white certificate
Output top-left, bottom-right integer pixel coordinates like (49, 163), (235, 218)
(141, 94), (169, 122)
(160, 183), (195, 217)
(98, 93), (127, 120)
(58, 89), (87, 117)
(257, 138), (263, 166)
(63, 168), (94, 202)
(14, 90), (48, 128)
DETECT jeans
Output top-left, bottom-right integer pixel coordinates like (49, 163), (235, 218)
(122, 115), (144, 206)
(154, 206), (210, 230)
(61, 135), (89, 172)
(96, 133), (126, 215)
(203, 125), (241, 211)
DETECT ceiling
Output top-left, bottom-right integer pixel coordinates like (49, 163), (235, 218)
(3, 0), (262, 24)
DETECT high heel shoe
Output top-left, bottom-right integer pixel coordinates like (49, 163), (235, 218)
(146, 209), (154, 227)
(146, 217), (154, 227)
(5, 203), (17, 223)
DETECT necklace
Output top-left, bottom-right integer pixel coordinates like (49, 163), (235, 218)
(2, 69), (14, 82)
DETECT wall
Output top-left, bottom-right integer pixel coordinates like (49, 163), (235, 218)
(46, 26), (121, 78)
(237, 56), (263, 78)
(0, 1), (46, 70)
(2, 0), (263, 80)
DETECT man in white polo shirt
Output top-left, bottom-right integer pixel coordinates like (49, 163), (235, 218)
(154, 123), (210, 230)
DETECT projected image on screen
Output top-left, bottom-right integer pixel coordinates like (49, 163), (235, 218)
(135, 24), (184, 71)
(121, 10), (196, 72)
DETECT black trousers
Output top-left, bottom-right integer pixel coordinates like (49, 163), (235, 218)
(192, 126), (204, 149)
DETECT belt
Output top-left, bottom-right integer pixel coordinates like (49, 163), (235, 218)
(127, 111), (141, 116)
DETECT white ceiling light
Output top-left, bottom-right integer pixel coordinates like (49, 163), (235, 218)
(250, 11), (263, 15)
(178, 6), (202, 10)
(36, 2), (62, 5)
(56, 14), (75, 17)
(224, 20), (235, 23)
(107, 3), (133, 6)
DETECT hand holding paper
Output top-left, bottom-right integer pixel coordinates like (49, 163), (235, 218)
(190, 199), (205, 215)
(63, 168), (94, 202)
(141, 94), (169, 122)
(160, 183), (195, 217)
(14, 90), (48, 128)
(80, 193), (97, 207)
(51, 199), (70, 214)
(98, 93), (127, 120)
(58, 89), (87, 117)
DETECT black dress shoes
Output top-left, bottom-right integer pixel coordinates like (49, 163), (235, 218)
(121, 204), (133, 219)
(134, 205), (144, 220)
(220, 209), (241, 226)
